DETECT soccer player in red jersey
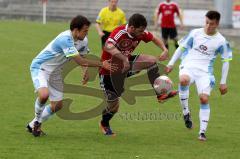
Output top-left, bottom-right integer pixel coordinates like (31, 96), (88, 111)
(99, 13), (178, 136)
(154, 0), (183, 49)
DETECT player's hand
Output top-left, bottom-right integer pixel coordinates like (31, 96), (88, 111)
(219, 84), (228, 95)
(82, 70), (89, 85)
(158, 49), (169, 61)
(102, 60), (118, 72)
(165, 65), (173, 74)
(98, 31), (105, 38)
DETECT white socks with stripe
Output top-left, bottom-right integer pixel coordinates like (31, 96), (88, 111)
(199, 104), (210, 134)
(29, 98), (45, 127)
(39, 105), (54, 123)
(179, 85), (190, 115)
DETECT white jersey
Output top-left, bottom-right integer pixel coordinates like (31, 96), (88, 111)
(30, 30), (89, 74)
(178, 28), (232, 74)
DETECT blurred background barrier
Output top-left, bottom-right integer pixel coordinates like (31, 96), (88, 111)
(0, 0), (222, 24)
(0, 0), (239, 48)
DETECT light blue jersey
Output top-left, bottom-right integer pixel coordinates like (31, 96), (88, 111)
(30, 30), (88, 75)
(178, 28), (232, 74)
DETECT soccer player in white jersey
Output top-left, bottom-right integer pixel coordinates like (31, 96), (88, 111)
(26, 15), (116, 137)
(165, 11), (232, 141)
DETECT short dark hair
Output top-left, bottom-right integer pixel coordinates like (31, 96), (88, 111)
(128, 13), (147, 28)
(70, 15), (91, 31)
(206, 10), (221, 22)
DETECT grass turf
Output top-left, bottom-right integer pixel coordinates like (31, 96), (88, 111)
(0, 20), (239, 159)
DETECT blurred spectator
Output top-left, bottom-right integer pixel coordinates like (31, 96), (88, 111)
(95, 0), (126, 48)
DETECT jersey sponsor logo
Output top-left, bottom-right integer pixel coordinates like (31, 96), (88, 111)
(194, 45), (210, 56)
(121, 50), (134, 56)
(116, 39), (139, 56)
(164, 10), (172, 15)
(199, 45), (208, 51)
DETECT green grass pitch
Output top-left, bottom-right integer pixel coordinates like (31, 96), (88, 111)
(0, 20), (239, 159)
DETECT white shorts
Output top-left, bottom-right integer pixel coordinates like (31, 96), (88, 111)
(179, 66), (215, 95)
(30, 68), (63, 101)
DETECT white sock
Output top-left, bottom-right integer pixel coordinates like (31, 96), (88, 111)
(29, 117), (37, 128)
(39, 105), (54, 123)
(199, 104), (210, 134)
(34, 98), (46, 121)
(179, 85), (190, 115)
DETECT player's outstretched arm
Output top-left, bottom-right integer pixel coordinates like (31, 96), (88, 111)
(81, 65), (89, 85)
(78, 55), (89, 85)
(73, 54), (117, 72)
(152, 35), (168, 61)
(166, 46), (186, 73)
(219, 61), (230, 95)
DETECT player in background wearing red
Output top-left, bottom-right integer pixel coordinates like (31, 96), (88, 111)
(154, 0), (184, 49)
(99, 13), (178, 136)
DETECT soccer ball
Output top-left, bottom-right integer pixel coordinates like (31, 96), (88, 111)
(153, 75), (173, 95)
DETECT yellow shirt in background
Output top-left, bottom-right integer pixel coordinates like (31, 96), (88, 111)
(96, 7), (126, 32)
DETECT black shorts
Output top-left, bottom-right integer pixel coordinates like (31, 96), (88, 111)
(99, 55), (139, 101)
(161, 27), (178, 40)
(101, 31), (111, 48)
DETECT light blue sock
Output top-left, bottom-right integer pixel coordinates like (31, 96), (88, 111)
(39, 105), (54, 123)
(34, 98), (46, 121)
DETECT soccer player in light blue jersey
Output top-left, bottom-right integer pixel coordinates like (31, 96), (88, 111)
(166, 11), (232, 141)
(26, 15), (115, 137)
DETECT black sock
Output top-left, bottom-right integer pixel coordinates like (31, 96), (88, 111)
(147, 63), (160, 86)
(101, 111), (114, 127)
